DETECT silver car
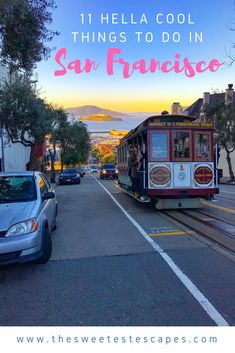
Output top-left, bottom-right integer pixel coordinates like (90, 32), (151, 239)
(0, 171), (57, 265)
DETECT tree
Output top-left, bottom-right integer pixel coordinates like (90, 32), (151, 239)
(203, 99), (235, 181)
(101, 152), (117, 165)
(0, 0), (58, 74)
(0, 73), (90, 173)
(0, 74), (52, 169)
(90, 146), (103, 163)
(226, 9), (235, 65)
(46, 106), (68, 182)
(58, 121), (90, 171)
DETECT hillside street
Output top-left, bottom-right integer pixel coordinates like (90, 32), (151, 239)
(0, 174), (235, 326)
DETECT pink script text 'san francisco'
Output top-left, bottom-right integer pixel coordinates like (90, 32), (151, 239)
(54, 47), (225, 78)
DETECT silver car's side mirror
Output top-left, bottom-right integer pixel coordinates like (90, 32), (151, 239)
(42, 191), (55, 201)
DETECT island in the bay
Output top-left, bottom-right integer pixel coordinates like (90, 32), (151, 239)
(65, 105), (127, 121)
(80, 113), (122, 121)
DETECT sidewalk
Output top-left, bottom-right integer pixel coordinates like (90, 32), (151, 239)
(219, 177), (235, 185)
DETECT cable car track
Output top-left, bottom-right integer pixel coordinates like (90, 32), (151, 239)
(194, 209), (235, 228)
(183, 210), (235, 239)
(162, 209), (235, 255)
(214, 196), (235, 207)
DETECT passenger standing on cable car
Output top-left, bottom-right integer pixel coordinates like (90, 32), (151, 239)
(137, 144), (147, 200)
(131, 146), (139, 197)
(127, 145), (134, 177)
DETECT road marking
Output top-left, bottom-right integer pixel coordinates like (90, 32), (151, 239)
(149, 231), (195, 237)
(202, 200), (235, 215)
(92, 176), (229, 326)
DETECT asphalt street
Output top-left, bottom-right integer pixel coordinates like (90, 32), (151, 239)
(0, 174), (235, 326)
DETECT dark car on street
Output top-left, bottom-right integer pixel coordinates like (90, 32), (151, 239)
(58, 168), (81, 185)
(75, 167), (85, 177)
(100, 164), (118, 180)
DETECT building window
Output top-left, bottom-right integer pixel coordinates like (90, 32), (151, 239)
(173, 131), (191, 159)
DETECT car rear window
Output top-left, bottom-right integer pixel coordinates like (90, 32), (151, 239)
(0, 176), (37, 203)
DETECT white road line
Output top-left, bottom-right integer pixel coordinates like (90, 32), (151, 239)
(93, 176), (229, 326)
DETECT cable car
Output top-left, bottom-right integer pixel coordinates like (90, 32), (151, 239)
(117, 114), (218, 209)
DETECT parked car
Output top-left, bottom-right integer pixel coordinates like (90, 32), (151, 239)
(100, 164), (118, 179)
(0, 171), (57, 265)
(90, 165), (99, 173)
(80, 168), (86, 177)
(75, 167), (85, 177)
(58, 168), (81, 184)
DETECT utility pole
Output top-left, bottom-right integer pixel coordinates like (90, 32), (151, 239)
(0, 126), (5, 172)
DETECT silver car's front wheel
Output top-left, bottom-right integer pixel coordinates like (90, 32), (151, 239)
(34, 228), (52, 264)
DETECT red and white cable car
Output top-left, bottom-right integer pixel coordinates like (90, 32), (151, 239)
(117, 114), (217, 209)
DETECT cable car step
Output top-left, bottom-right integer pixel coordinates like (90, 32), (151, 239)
(118, 185), (151, 203)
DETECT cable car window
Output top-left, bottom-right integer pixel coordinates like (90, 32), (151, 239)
(173, 132), (190, 159)
(195, 133), (210, 160)
(151, 133), (168, 159)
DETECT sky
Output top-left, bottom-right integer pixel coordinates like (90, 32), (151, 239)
(36, 0), (235, 113)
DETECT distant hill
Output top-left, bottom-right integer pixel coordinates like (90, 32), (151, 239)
(65, 105), (129, 118)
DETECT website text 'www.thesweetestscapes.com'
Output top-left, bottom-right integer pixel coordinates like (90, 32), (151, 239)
(16, 333), (217, 345)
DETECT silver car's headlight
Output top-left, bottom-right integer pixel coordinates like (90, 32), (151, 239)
(5, 218), (39, 237)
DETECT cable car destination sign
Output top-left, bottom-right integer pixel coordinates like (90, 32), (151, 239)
(148, 121), (213, 127)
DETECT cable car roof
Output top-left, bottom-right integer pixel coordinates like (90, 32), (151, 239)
(120, 114), (213, 144)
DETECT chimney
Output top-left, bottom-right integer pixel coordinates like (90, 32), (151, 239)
(225, 84), (234, 105)
(203, 92), (210, 104)
(200, 92), (210, 122)
(171, 102), (182, 114)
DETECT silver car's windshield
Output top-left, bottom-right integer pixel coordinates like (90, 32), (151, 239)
(0, 176), (37, 203)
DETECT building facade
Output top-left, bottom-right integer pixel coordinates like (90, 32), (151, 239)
(172, 84), (235, 178)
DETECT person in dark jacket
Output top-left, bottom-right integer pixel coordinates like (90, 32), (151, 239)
(131, 146), (139, 197)
(137, 144), (147, 199)
(127, 145), (134, 178)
